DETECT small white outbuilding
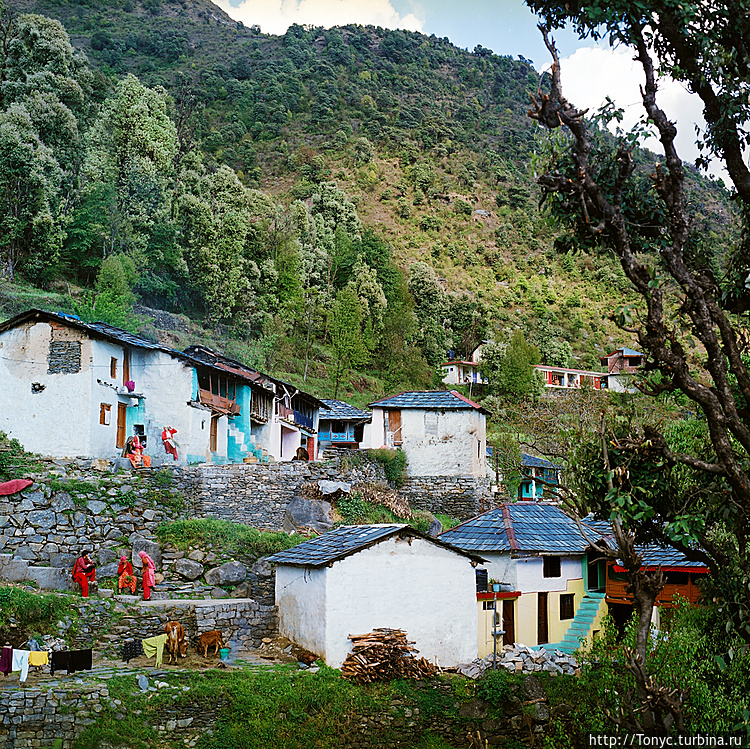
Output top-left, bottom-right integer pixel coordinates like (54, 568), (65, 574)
(268, 524), (485, 669)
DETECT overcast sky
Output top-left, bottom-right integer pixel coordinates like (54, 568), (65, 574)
(215, 0), (718, 180)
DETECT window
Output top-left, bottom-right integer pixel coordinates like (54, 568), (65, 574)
(110, 357), (117, 379)
(560, 593), (575, 620)
(482, 601), (496, 610)
(543, 556), (561, 578)
(99, 403), (111, 425)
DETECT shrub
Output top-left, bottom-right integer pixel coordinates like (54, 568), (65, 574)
(366, 448), (408, 487)
(155, 518), (304, 558)
(477, 668), (519, 705)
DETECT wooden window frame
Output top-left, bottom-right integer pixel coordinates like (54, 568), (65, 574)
(560, 593), (575, 620)
(99, 403), (111, 425)
(110, 357), (117, 379)
(543, 556), (561, 578)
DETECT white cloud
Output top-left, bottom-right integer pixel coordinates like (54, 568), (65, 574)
(553, 45), (725, 182)
(215, 0), (424, 36)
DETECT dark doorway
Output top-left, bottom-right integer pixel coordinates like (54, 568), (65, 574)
(503, 600), (515, 646)
(538, 592), (548, 644)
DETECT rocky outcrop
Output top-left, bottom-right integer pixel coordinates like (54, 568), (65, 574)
(204, 561), (247, 587)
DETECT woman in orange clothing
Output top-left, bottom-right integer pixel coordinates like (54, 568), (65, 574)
(117, 555), (137, 594)
(72, 551), (96, 597)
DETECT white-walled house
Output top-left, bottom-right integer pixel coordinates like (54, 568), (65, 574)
(0, 309), (322, 465)
(366, 391), (487, 477)
(268, 524), (485, 668)
(439, 503), (608, 655)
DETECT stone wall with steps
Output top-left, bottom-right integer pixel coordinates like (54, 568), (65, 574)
(61, 595), (276, 652)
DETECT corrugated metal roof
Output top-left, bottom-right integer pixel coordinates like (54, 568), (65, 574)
(267, 524), (485, 567)
(439, 503), (593, 554)
(319, 399), (372, 422)
(369, 390), (487, 412)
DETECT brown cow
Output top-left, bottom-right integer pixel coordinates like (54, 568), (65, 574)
(164, 620), (187, 664)
(198, 630), (225, 657)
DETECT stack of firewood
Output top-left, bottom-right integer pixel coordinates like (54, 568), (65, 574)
(340, 628), (438, 684)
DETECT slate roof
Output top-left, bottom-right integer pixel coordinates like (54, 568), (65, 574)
(521, 453), (558, 470)
(267, 524), (485, 568)
(439, 503), (594, 555)
(582, 517), (707, 569)
(369, 390), (488, 413)
(602, 347), (643, 359)
(319, 399), (371, 422)
(0, 309), (324, 404)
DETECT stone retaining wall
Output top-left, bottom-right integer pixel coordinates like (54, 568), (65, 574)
(400, 475), (492, 519)
(64, 596), (276, 652)
(190, 455), (386, 529)
(0, 684), (109, 749)
(0, 458), (195, 573)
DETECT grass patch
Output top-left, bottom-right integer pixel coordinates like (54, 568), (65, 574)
(0, 431), (42, 480)
(75, 667), (384, 749)
(155, 518), (304, 558)
(0, 586), (76, 637)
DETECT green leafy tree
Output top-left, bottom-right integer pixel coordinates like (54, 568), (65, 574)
(178, 165), (252, 323)
(482, 330), (542, 401)
(525, 0), (750, 729)
(0, 104), (62, 280)
(329, 286), (367, 398)
(81, 74), (177, 256)
(407, 261), (449, 367)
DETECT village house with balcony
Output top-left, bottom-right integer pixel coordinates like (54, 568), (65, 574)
(0, 309), (322, 465)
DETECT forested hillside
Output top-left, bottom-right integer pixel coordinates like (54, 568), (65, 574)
(0, 0), (737, 404)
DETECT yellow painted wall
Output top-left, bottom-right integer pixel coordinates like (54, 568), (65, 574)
(478, 578), (588, 653)
(548, 578), (585, 644)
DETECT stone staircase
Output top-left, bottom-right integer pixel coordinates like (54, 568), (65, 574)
(228, 424), (271, 464)
(547, 592), (607, 654)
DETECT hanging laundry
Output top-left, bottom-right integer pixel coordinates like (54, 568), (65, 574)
(50, 649), (92, 675)
(0, 479), (33, 496)
(142, 634), (168, 667)
(68, 649), (92, 673)
(50, 651), (70, 676)
(28, 651), (49, 668)
(0, 646), (12, 676)
(121, 639), (144, 663)
(11, 650), (30, 682)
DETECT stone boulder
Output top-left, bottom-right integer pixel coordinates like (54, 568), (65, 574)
(27, 509), (57, 531)
(51, 492), (74, 512)
(204, 561), (247, 587)
(98, 561), (119, 577)
(131, 537), (161, 571)
(283, 495), (334, 534)
(98, 548), (119, 565)
(175, 558), (204, 581)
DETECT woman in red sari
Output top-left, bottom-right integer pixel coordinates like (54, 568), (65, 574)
(72, 551), (96, 597)
(139, 550), (156, 601)
(117, 555), (136, 594)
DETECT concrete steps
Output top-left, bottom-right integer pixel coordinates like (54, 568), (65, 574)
(547, 592), (606, 654)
